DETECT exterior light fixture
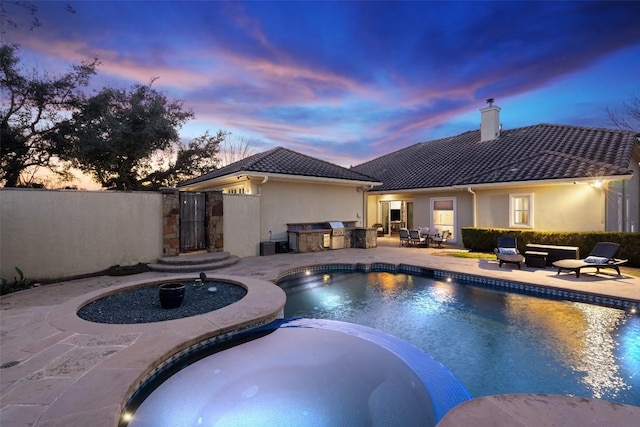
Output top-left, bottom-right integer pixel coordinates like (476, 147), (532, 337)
(591, 180), (603, 189)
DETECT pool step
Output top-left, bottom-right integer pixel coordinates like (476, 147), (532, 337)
(148, 252), (240, 273)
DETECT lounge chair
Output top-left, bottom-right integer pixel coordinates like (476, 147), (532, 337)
(409, 229), (426, 246)
(495, 236), (524, 269)
(399, 228), (410, 246)
(553, 242), (627, 278)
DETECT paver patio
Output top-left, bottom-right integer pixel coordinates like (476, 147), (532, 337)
(1, 242), (639, 426)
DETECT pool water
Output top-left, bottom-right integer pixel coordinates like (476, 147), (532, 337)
(281, 271), (640, 406)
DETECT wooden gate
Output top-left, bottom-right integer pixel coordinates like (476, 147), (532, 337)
(180, 192), (206, 252)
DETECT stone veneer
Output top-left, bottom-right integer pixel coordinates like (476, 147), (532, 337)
(352, 227), (377, 249)
(161, 188), (180, 256)
(161, 188), (223, 256)
(290, 228), (378, 253)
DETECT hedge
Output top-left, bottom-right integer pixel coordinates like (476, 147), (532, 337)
(460, 228), (640, 268)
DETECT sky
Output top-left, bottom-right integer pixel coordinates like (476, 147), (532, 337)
(4, 1), (640, 171)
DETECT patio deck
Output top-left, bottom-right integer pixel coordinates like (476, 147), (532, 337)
(1, 242), (639, 426)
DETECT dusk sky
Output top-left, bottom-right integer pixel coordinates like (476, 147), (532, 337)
(5, 1), (640, 169)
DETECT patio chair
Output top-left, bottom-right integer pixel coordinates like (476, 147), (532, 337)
(419, 227), (431, 246)
(409, 229), (427, 246)
(372, 223), (384, 237)
(431, 230), (450, 248)
(399, 228), (410, 246)
(495, 236), (524, 269)
(552, 242), (627, 278)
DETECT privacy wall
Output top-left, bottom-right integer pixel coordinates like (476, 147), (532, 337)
(0, 189), (266, 281)
(0, 189), (164, 281)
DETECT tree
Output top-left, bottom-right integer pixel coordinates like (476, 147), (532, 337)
(0, 0), (41, 35)
(0, 44), (98, 187)
(145, 130), (226, 188)
(607, 95), (640, 132)
(218, 135), (254, 167)
(57, 83), (226, 190)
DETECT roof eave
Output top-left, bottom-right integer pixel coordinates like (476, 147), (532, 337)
(368, 174), (633, 194)
(244, 172), (381, 187)
(177, 172), (245, 191)
(178, 171), (381, 191)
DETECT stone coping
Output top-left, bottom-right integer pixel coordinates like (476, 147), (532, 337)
(436, 393), (640, 426)
(2, 247), (640, 426)
(1, 274), (285, 426)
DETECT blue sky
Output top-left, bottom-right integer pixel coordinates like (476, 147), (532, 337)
(6, 1), (640, 168)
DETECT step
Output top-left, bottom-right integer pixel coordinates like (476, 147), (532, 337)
(155, 251), (232, 266)
(148, 255), (240, 273)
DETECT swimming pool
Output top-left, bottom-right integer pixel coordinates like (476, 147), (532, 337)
(280, 271), (640, 406)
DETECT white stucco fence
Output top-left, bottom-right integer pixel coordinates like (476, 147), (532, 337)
(0, 189), (267, 281)
(221, 194), (261, 258)
(1, 189), (165, 281)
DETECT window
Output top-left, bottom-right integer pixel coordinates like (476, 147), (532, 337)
(431, 197), (456, 241)
(510, 194), (533, 228)
(224, 186), (245, 194)
(390, 200), (402, 222)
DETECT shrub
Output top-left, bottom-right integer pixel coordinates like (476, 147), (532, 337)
(1, 267), (34, 295)
(461, 228), (640, 268)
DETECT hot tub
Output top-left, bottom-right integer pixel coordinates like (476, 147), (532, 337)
(122, 318), (471, 426)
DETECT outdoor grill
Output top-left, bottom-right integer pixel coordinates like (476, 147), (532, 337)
(325, 221), (345, 250)
(286, 220), (355, 252)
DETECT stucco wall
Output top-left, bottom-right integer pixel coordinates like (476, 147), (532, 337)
(0, 189), (163, 281)
(476, 184), (605, 231)
(222, 194), (261, 257)
(366, 191), (471, 244)
(412, 191), (472, 244)
(259, 181), (365, 242)
(367, 183), (614, 242)
(606, 155), (639, 232)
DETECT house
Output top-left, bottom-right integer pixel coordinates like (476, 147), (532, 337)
(352, 101), (640, 244)
(178, 147), (380, 252)
(179, 101), (639, 253)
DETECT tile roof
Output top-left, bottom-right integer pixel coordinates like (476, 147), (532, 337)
(352, 123), (638, 192)
(179, 146), (379, 187)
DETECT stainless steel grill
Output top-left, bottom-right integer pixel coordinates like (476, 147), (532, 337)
(325, 221), (345, 249)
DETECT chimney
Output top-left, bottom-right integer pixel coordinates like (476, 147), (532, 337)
(480, 98), (501, 141)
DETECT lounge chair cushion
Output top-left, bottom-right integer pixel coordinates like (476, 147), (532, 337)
(584, 256), (609, 264)
(498, 247), (517, 255)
